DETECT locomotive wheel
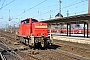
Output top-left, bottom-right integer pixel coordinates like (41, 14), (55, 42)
(18, 37), (22, 43)
(25, 39), (26, 44)
(28, 39), (29, 45)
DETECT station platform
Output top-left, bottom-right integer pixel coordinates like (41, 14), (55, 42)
(53, 36), (90, 45)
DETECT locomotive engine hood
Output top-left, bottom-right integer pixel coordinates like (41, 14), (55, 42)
(32, 22), (48, 36)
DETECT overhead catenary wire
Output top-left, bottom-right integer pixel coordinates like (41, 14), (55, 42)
(71, 10), (87, 15)
(10, 0), (87, 20)
(1, 0), (5, 8)
(41, 10), (87, 20)
(62, 0), (87, 9)
(33, 0), (88, 20)
(14, 0), (47, 18)
(0, 0), (87, 21)
(0, 0), (16, 10)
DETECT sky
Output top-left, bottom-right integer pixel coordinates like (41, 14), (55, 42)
(0, 0), (88, 28)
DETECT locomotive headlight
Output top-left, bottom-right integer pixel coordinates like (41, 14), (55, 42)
(41, 33), (44, 36)
(35, 39), (38, 43)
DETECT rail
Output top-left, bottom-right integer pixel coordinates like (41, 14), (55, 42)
(0, 52), (6, 60)
(0, 40), (22, 60)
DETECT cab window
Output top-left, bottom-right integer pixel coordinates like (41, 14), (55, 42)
(24, 19), (29, 24)
(32, 19), (38, 23)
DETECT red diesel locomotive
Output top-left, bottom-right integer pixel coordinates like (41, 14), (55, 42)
(17, 18), (52, 48)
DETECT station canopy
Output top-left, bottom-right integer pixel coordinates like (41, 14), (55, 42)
(41, 14), (90, 24)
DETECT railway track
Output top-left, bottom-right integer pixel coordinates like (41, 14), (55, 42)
(30, 49), (77, 60)
(54, 39), (90, 50)
(0, 40), (21, 60)
(0, 30), (90, 60)
(29, 44), (90, 60)
(0, 30), (42, 60)
(53, 39), (90, 60)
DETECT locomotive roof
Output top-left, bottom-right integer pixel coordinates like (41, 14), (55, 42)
(21, 18), (38, 22)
